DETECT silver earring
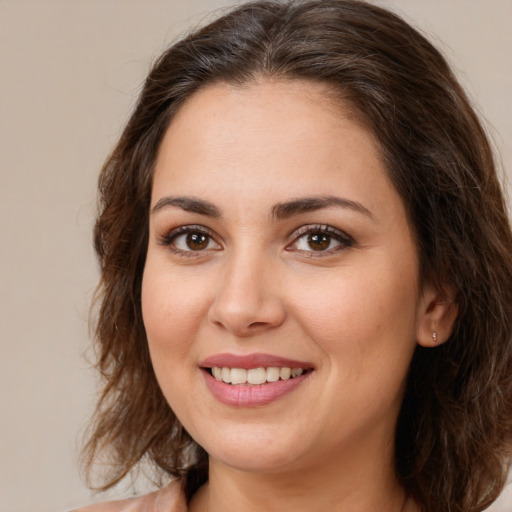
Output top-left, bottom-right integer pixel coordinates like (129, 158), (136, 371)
(432, 331), (438, 343)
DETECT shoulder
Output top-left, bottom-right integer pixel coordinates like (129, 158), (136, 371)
(69, 480), (187, 512)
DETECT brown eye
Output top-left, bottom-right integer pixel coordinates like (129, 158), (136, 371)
(186, 232), (209, 250)
(165, 227), (221, 253)
(287, 225), (353, 255)
(307, 233), (331, 251)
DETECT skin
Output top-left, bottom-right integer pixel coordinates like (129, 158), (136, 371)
(141, 80), (455, 512)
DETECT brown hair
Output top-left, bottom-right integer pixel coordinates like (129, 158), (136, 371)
(84, 1), (512, 510)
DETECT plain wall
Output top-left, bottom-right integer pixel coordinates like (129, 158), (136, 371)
(0, 1), (510, 511)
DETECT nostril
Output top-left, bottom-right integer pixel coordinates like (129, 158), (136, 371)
(208, 284), (286, 335)
(248, 321), (268, 328)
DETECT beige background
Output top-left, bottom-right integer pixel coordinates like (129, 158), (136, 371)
(0, 1), (511, 511)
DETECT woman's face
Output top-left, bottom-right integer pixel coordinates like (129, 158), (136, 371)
(142, 80), (429, 474)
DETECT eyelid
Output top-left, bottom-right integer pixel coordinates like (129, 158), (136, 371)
(157, 223), (352, 257)
(286, 224), (354, 254)
(158, 224), (222, 255)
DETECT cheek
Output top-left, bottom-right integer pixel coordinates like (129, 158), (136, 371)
(288, 259), (420, 360)
(141, 264), (209, 367)
(140, 264), (214, 428)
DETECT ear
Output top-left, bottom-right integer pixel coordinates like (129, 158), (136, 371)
(416, 283), (459, 347)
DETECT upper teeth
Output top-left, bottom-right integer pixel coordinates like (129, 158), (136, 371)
(211, 367), (304, 385)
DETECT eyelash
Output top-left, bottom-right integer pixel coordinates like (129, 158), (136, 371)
(158, 223), (354, 258)
(286, 224), (354, 256)
(159, 225), (221, 258)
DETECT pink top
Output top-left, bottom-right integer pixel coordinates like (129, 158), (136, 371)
(70, 480), (187, 512)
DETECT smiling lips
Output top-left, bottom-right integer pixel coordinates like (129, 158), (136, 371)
(200, 353), (313, 407)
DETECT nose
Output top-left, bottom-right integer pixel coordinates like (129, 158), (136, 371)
(208, 251), (286, 337)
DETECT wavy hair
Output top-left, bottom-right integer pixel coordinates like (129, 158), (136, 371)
(83, 1), (512, 510)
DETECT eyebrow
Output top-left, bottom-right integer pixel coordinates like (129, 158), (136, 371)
(271, 195), (374, 220)
(151, 196), (221, 218)
(151, 194), (374, 220)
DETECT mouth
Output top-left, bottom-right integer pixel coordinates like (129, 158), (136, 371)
(199, 353), (314, 407)
(206, 366), (310, 385)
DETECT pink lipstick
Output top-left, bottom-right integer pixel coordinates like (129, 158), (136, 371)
(200, 353), (313, 407)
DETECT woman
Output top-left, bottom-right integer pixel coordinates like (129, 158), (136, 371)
(77, 1), (512, 511)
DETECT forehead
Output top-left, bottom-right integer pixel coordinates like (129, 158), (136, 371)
(152, 79), (399, 220)
(156, 79), (373, 164)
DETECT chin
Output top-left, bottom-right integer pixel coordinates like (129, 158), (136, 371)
(194, 424), (308, 474)
(209, 448), (301, 474)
